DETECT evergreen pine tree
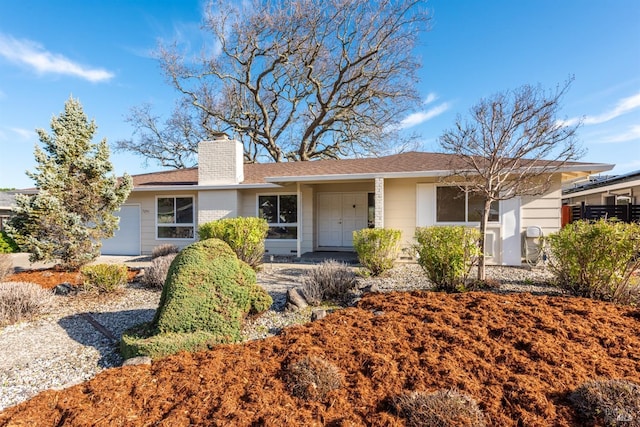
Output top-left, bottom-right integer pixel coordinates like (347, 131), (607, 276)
(7, 97), (132, 270)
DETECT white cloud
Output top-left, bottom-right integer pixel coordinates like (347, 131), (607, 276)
(0, 33), (114, 83)
(400, 102), (451, 129)
(10, 127), (35, 140)
(584, 91), (640, 125)
(563, 91), (640, 127)
(423, 92), (438, 105)
(601, 125), (640, 143)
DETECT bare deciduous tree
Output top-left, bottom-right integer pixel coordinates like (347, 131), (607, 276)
(115, 101), (206, 169)
(129, 0), (429, 165)
(439, 80), (584, 280)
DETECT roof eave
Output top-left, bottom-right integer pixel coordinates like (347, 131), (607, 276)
(131, 183), (282, 192)
(263, 163), (615, 184)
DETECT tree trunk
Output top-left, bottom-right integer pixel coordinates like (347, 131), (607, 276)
(477, 198), (493, 281)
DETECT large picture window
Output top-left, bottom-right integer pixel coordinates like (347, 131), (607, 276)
(157, 196), (194, 239)
(436, 187), (499, 223)
(258, 194), (297, 239)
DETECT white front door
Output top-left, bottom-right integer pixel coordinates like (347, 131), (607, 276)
(317, 193), (368, 248)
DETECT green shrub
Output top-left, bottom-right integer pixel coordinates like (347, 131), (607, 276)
(392, 389), (486, 427)
(198, 217), (269, 269)
(0, 231), (20, 254)
(0, 282), (53, 327)
(120, 322), (228, 360)
(151, 244), (179, 259)
(301, 260), (356, 305)
(283, 356), (342, 401)
(142, 253), (177, 289)
(0, 253), (12, 281)
(122, 238), (272, 359)
(80, 263), (129, 294)
(413, 226), (481, 292)
(570, 379), (640, 426)
(546, 219), (640, 304)
(353, 228), (402, 276)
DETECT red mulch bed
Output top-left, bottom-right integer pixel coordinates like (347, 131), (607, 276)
(0, 289), (638, 426)
(5, 268), (139, 290)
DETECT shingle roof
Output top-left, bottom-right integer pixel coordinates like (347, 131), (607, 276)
(0, 192), (16, 209)
(131, 151), (606, 188)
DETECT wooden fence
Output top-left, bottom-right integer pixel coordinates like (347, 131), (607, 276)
(569, 202), (640, 223)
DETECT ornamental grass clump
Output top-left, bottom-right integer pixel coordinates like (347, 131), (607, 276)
(353, 228), (401, 276)
(198, 217), (269, 269)
(392, 389), (486, 427)
(301, 260), (356, 305)
(283, 356), (342, 402)
(546, 219), (640, 304)
(142, 253), (177, 289)
(0, 253), (12, 281)
(413, 226), (481, 292)
(150, 244), (179, 259)
(0, 282), (53, 327)
(80, 263), (129, 294)
(570, 379), (640, 426)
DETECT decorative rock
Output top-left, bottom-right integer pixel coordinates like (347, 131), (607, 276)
(285, 287), (308, 312)
(122, 356), (152, 366)
(53, 283), (74, 296)
(311, 309), (327, 321)
(362, 283), (380, 293)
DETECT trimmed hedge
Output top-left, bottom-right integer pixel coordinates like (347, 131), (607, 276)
(121, 238), (272, 359)
(546, 219), (640, 304)
(413, 226), (481, 292)
(198, 217), (269, 269)
(353, 228), (401, 276)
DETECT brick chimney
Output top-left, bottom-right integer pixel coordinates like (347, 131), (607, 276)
(197, 135), (244, 185)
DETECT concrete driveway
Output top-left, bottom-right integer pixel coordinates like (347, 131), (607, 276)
(9, 253), (152, 272)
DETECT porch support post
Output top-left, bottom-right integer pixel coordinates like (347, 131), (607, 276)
(296, 182), (302, 257)
(374, 177), (384, 228)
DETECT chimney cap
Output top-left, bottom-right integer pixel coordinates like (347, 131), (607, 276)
(210, 132), (229, 140)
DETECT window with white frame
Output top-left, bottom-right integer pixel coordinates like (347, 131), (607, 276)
(436, 187), (499, 222)
(258, 194), (297, 239)
(157, 196), (195, 239)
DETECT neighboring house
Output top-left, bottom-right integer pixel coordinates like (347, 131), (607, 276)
(563, 170), (640, 206)
(0, 191), (17, 232)
(101, 137), (612, 266)
(562, 170), (640, 224)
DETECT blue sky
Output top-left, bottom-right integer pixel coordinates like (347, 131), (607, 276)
(1, 0), (639, 189)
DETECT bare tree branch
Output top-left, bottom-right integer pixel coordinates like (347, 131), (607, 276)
(135, 0), (430, 164)
(115, 101), (206, 169)
(439, 79), (585, 280)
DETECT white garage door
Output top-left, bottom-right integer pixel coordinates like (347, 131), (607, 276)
(101, 205), (141, 255)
